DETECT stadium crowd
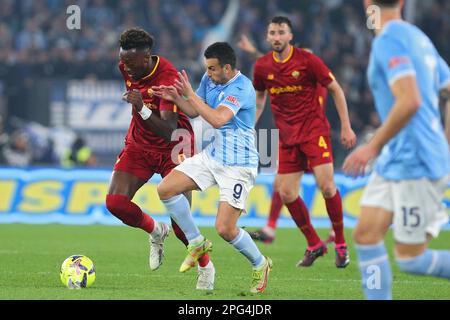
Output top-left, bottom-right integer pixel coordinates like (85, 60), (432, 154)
(0, 0), (449, 167)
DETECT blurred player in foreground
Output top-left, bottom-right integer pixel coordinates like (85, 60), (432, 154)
(153, 42), (272, 294)
(343, 0), (450, 299)
(105, 28), (213, 290)
(252, 16), (356, 268)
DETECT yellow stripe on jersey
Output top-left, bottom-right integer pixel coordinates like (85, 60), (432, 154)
(142, 56), (160, 80)
(273, 45), (294, 64)
(329, 72), (336, 81)
(319, 96), (324, 106)
(173, 104), (177, 113)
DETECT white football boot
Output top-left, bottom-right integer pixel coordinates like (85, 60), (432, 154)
(149, 221), (170, 271)
(196, 261), (215, 290)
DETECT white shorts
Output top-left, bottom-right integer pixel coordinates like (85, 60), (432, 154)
(175, 151), (258, 210)
(360, 173), (449, 244)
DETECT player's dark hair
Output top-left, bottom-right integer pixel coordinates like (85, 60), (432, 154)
(269, 16), (293, 32)
(119, 28), (154, 51)
(204, 42), (236, 69)
(373, 0), (400, 7)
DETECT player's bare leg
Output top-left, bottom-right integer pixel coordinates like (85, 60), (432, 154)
(313, 163), (349, 267)
(215, 202), (272, 293)
(106, 170), (170, 270)
(249, 174), (282, 244)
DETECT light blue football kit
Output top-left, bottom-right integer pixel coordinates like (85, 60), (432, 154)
(162, 70), (265, 269)
(195, 71), (259, 168)
(367, 21), (450, 180)
(357, 21), (450, 300)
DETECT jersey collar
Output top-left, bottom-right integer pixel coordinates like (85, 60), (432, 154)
(141, 56), (160, 80)
(224, 70), (241, 85)
(272, 45), (294, 63)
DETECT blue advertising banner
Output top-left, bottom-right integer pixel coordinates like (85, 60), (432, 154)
(0, 168), (449, 229)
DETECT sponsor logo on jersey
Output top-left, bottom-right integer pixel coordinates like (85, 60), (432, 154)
(269, 85), (303, 95)
(225, 95), (240, 107)
(291, 70), (300, 78)
(389, 56), (411, 69)
(267, 74), (274, 80)
(126, 80), (132, 87)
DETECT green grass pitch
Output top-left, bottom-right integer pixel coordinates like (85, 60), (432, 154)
(0, 224), (449, 300)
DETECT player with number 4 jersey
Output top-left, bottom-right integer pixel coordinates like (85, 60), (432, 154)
(253, 16), (357, 268)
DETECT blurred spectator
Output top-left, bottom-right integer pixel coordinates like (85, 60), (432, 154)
(1, 130), (32, 167)
(61, 136), (96, 167)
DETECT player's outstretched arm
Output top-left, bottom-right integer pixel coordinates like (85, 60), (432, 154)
(175, 70), (235, 129)
(327, 80), (356, 149)
(238, 34), (263, 59)
(343, 75), (421, 177)
(152, 85), (199, 118)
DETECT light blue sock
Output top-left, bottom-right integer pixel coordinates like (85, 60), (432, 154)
(396, 249), (450, 279)
(161, 194), (201, 241)
(229, 228), (264, 268)
(355, 241), (392, 300)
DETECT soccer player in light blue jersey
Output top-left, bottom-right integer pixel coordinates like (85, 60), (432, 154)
(152, 42), (272, 294)
(343, 0), (450, 300)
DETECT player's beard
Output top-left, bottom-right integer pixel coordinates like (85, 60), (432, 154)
(272, 42), (287, 53)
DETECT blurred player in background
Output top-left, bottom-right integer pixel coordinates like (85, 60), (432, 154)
(153, 42), (272, 294)
(105, 28), (214, 290)
(237, 34), (336, 246)
(343, 0), (450, 299)
(251, 16), (356, 268)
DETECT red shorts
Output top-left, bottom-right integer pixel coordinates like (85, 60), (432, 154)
(113, 146), (190, 181)
(278, 135), (334, 174)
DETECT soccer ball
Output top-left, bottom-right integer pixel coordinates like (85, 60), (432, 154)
(60, 255), (96, 289)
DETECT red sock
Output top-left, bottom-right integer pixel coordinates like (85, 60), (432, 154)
(171, 219), (210, 267)
(138, 213), (156, 234)
(267, 192), (283, 229)
(106, 194), (155, 233)
(325, 190), (345, 245)
(286, 197), (321, 247)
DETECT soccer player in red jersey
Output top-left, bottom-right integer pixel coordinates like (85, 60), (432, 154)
(237, 35), (335, 245)
(252, 17), (357, 268)
(105, 28), (214, 289)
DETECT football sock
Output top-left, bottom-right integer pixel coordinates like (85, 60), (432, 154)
(106, 194), (155, 233)
(396, 249), (450, 279)
(228, 228), (264, 268)
(149, 219), (162, 238)
(171, 218), (210, 267)
(161, 194), (201, 241)
(286, 197), (321, 247)
(324, 190), (345, 245)
(355, 241), (392, 300)
(171, 218), (188, 245)
(267, 191), (283, 229)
